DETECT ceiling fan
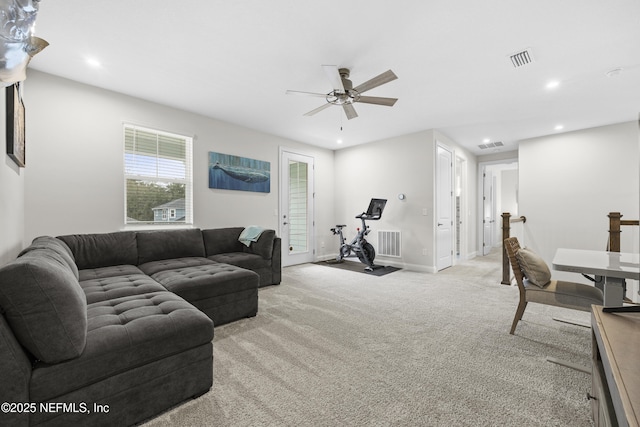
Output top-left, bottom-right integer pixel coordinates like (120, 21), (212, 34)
(286, 65), (398, 120)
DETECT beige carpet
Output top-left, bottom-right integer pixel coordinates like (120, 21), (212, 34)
(144, 250), (594, 426)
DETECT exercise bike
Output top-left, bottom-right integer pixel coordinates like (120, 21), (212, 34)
(330, 198), (387, 272)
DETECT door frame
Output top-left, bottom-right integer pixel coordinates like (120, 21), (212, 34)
(279, 147), (315, 267)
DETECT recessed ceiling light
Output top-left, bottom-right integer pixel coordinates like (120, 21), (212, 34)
(554, 124), (564, 131)
(86, 58), (101, 68)
(337, 139), (343, 144)
(482, 138), (490, 143)
(546, 80), (560, 89)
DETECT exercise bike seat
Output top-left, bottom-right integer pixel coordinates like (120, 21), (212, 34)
(334, 224), (346, 228)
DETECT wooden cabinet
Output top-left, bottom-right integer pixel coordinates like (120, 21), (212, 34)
(591, 306), (640, 427)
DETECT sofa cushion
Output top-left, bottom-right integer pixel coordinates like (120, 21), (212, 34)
(203, 227), (275, 259)
(202, 227), (245, 255)
(137, 229), (205, 265)
(78, 264), (145, 281)
(209, 252), (271, 270)
(150, 263), (259, 302)
(0, 312), (31, 413)
(0, 251), (87, 363)
(19, 236), (79, 279)
(138, 257), (215, 276)
(80, 274), (167, 304)
(243, 229), (275, 259)
(58, 231), (138, 270)
(29, 291), (213, 401)
(516, 247), (552, 288)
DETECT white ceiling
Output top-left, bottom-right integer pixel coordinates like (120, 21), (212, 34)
(29, 0), (640, 155)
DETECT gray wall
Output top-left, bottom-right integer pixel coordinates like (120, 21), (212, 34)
(21, 71), (336, 250)
(0, 88), (25, 265)
(501, 169), (518, 216)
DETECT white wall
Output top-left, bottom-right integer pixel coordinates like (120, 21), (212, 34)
(501, 169), (518, 215)
(22, 71), (335, 255)
(0, 88), (25, 265)
(519, 121), (639, 286)
(333, 129), (477, 271)
(333, 130), (432, 270)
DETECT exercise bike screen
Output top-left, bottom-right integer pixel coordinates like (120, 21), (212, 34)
(365, 198), (387, 219)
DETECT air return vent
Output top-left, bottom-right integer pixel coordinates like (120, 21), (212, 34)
(478, 141), (504, 150)
(509, 48), (534, 68)
(378, 230), (401, 257)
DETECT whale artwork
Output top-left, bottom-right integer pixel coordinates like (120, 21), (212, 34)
(208, 152), (270, 193)
(212, 162), (269, 183)
(0, 0), (48, 86)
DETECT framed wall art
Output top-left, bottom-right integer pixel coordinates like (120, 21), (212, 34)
(6, 82), (25, 167)
(208, 151), (270, 193)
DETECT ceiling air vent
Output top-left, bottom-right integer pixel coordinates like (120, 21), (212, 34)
(509, 48), (534, 68)
(478, 141), (504, 150)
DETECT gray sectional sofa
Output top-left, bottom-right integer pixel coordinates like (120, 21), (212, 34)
(0, 227), (281, 426)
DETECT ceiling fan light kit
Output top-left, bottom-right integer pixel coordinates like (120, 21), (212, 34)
(287, 65), (398, 120)
(327, 68), (360, 105)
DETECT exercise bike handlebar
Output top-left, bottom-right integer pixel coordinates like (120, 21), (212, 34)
(355, 212), (381, 220)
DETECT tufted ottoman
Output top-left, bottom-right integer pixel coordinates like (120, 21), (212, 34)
(138, 257), (260, 326)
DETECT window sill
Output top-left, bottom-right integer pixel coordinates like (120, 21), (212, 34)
(122, 223), (195, 232)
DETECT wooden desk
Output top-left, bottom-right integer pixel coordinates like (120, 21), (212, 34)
(553, 249), (640, 307)
(591, 306), (640, 427)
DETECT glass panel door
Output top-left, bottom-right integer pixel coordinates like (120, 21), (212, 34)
(280, 150), (314, 266)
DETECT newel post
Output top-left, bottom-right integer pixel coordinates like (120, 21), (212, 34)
(501, 212), (511, 285)
(608, 212), (621, 252)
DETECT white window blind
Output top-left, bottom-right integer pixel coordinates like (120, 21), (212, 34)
(124, 125), (193, 225)
(288, 160), (308, 253)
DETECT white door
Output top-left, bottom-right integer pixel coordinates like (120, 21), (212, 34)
(280, 150), (314, 266)
(482, 167), (494, 255)
(436, 145), (453, 271)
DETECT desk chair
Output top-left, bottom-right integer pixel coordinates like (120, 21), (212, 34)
(504, 237), (603, 335)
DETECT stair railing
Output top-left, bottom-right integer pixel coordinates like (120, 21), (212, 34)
(608, 212), (639, 252)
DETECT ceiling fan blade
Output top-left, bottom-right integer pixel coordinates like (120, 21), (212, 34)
(357, 96), (398, 107)
(343, 103), (358, 120)
(322, 65), (345, 92)
(304, 103), (333, 117)
(286, 90), (327, 98)
(353, 70), (398, 94)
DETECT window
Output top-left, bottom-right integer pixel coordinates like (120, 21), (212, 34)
(124, 124), (193, 225)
